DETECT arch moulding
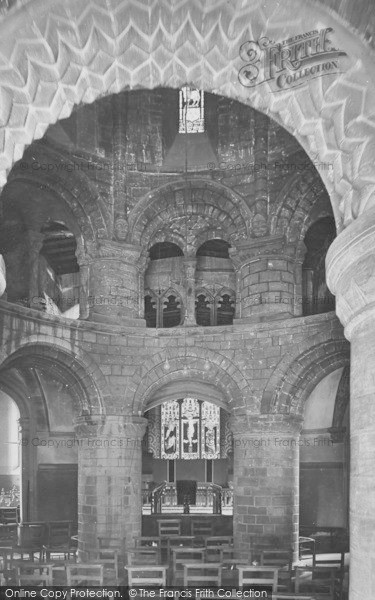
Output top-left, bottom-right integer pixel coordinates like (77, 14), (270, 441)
(0, 341), (107, 416)
(0, 0), (374, 231)
(261, 338), (350, 415)
(127, 346), (249, 416)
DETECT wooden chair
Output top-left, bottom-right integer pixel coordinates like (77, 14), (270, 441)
(133, 537), (161, 564)
(183, 562), (222, 587)
(134, 536), (161, 549)
(205, 536), (234, 548)
(294, 565), (337, 599)
(125, 565), (168, 587)
(43, 521), (76, 560)
(0, 508), (19, 542)
(15, 562), (53, 585)
(157, 519), (181, 538)
(313, 551), (345, 569)
(171, 547), (205, 585)
(51, 559), (77, 585)
(260, 549), (293, 592)
(98, 536), (124, 552)
(127, 548), (159, 566)
(167, 536), (195, 562)
(191, 520), (213, 538)
(238, 565), (279, 592)
(66, 563), (104, 586)
(299, 536), (316, 559)
(13, 522), (47, 561)
(90, 549), (120, 584)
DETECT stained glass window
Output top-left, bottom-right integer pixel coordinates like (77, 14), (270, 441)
(160, 397), (220, 459)
(161, 401), (180, 460)
(179, 87), (205, 133)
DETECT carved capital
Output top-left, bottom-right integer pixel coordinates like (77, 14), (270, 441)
(86, 240), (142, 264)
(327, 207), (375, 339)
(229, 413), (303, 437)
(74, 414), (147, 440)
(230, 235), (295, 269)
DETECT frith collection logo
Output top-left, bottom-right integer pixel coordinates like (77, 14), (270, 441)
(238, 27), (347, 91)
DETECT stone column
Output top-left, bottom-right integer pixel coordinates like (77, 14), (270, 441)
(183, 257), (197, 325)
(231, 236), (301, 322)
(230, 414), (302, 563)
(75, 414), (147, 560)
(85, 240), (144, 325)
(18, 417), (33, 521)
(326, 207), (375, 600)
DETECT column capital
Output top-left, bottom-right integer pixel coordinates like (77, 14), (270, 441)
(229, 413), (303, 437)
(230, 235), (296, 268)
(74, 414), (147, 439)
(85, 240), (142, 266)
(327, 207), (375, 339)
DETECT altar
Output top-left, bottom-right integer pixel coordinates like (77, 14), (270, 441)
(142, 397), (233, 516)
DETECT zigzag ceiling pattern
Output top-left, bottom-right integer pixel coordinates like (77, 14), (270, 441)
(0, 0), (374, 229)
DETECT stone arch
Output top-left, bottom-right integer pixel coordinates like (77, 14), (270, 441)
(261, 338), (350, 415)
(6, 144), (109, 241)
(0, 342), (107, 415)
(0, 0), (374, 230)
(126, 346), (249, 415)
(270, 169), (333, 243)
(129, 179), (250, 252)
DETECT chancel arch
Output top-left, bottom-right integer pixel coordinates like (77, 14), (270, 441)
(141, 379), (234, 518)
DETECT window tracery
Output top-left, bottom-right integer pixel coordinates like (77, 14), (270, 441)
(179, 87), (205, 133)
(158, 398), (220, 460)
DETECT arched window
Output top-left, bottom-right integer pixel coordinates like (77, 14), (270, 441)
(144, 242), (184, 328)
(195, 291), (213, 326)
(195, 240), (236, 326)
(149, 242), (183, 261)
(154, 398), (221, 460)
(144, 289), (182, 328)
(144, 293), (157, 328)
(195, 288), (235, 326)
(179, 87), (205, 134)
(216, 292), (235, 325)
(196, 239), (230, 259)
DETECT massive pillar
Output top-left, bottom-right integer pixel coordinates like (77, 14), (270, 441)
(75, 414), (147, 559)
(231, 414), (302, 563)
(232, 237), (302, 321)
(327, 208), (375, 600)
(84, 241), (144, 325)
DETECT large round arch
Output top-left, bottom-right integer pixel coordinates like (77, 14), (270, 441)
(127, 346), (249, 416)
(261, 338), (350, 414)
(0, 342), (106, 521)
(0, 342), (106, 416)
(129, 178), (250, 253)
(0, 0), (374, 231)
